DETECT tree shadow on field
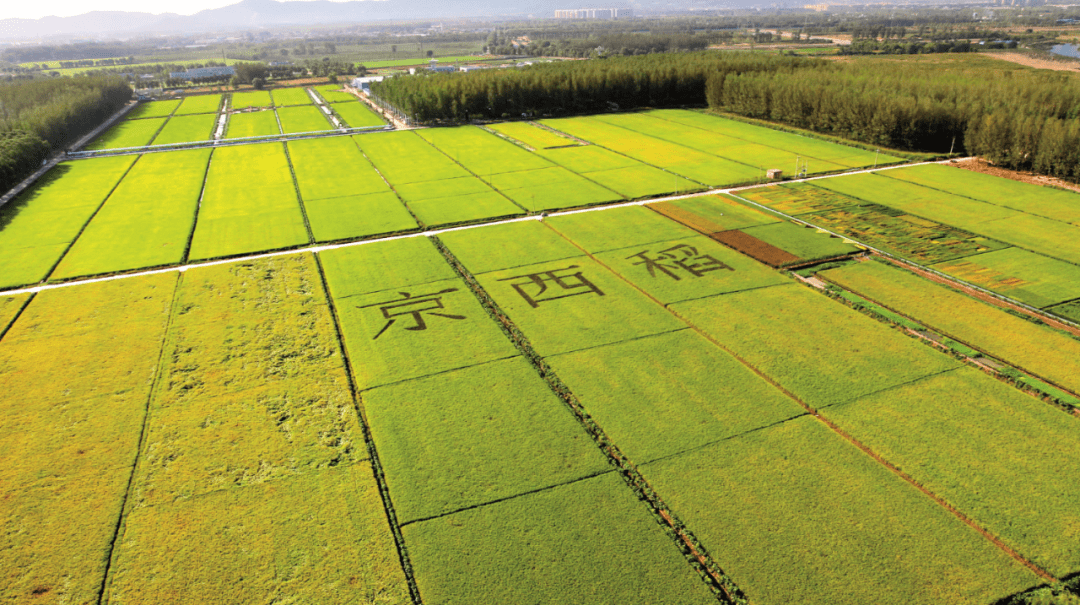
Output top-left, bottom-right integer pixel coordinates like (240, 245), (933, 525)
(0, 164), (71, 235)
(991, 572), (1080, 605)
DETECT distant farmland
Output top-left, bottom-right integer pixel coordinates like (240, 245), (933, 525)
(1, 101), (1078, 605)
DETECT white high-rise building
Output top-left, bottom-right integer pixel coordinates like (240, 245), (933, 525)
(554, 8), (633, 19)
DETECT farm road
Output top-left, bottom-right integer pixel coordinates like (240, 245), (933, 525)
(0, 157), (953, 300)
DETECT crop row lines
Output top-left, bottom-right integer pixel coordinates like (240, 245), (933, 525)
(809, 266), (1080, 413)
(542, 205), (1060, 584)
(312, 254), (424, 605)
(723, 189), (1080, 332)
(411, 129), (531, 216)
(97, 272), (184, 603)
(180, 148), (215, 264)
(540, 121), (713, 190)
(0, 187), (864, 299)
(428, 235), (745, 604)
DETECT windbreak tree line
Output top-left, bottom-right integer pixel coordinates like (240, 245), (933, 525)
(373, 52), (1080, 181)
(371, 53), (809, 122)
(0, 75), (131, 194)
(706, 58), (1080, 178)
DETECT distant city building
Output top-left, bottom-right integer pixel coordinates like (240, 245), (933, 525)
(426, 59), (457, 73)
(554, 7), (632, 19)
(168, 66), (236, 81)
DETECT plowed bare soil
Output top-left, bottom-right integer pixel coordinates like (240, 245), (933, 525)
(711, 229), (801, 267)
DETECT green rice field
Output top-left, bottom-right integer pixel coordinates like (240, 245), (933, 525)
(149, 113), (217, 145)
(125, 99), (181, 119)
(173, 94), (222, 115)
(269, 86), (313, 107)
(333, 100), (386, 128)
(225, 109), (280, 138)
(85, 116), (166, 150)
(317, 84), (359, 103)
(230, 90), (273, 109)
(820, 259), (1080, 398)
(2, 108), (1079, 605)
(277, 104), (335, 134)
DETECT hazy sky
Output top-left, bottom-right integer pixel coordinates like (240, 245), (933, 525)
(5, 0), (328, 20)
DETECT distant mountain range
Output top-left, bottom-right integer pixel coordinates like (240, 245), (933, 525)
(0, 0), (641, 41)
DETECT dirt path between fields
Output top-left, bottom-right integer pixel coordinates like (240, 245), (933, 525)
(879, 255), (1080, 338)
(983, 52), (1080, 72)
(348, 87), (416, 130)
(0, 157), (956, 299)
(949, 157), (1080, 194)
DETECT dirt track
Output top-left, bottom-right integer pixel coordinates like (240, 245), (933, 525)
(949, 157), (1080, 195)
(983, 52), (1080, 72)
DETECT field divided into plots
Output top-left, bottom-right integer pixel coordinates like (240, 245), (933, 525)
(51, 148), (211, 279)
(357, 130), (525, 226)
(174, 94), (222, 115)
(820, 259), (1080, 398)
(70, 109), (897, 278)
(543, 116), (759, 187)
(287, 136), (418, 241)
(735, 163), (1080, 320)
(225, 109), (280, 138)
(0, 155), (136, 288)
(24, 107), (1080, 342)
(85, 116), (166, 150)
(188, 143), (309, 260)
(432, 207), (1052, 605)
(87, 90), (387, 151)
(3, 185), (1079, 605)
(88, 97), (225, 150)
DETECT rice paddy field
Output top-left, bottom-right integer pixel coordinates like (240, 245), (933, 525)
(4, 107), (1080, 605)
(733, 163), (1080, 323)
(85, 88), (386, 151)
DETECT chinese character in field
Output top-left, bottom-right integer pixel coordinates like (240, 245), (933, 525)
(626, 244), (734, 280)
(498, 265), (605, 308)
(359, 288), (466, 340)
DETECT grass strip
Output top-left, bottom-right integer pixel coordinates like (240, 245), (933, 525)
(51, 148), (212, 279)
(640, 415), (1038, 605)
(820, 259), (1080, 399)
(827, 367), (1080, 578)
(85, 116), (166, 150)
(669, 283), (961, 409)
(150, 113), (217, 145)
(0, 273), (177, 604)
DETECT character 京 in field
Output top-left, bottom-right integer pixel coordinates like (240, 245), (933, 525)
(361, 288), (466, 339)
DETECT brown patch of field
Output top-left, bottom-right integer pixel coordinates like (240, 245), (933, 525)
(651, 203), (727, 234)
(951, 157), (1080, 195)
(711, 230), (801, 267)
(983, 52), (1080, 72)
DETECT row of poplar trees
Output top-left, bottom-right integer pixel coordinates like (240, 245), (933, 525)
(371, 51), (1080, 181)
(0, 75), (132, 195)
